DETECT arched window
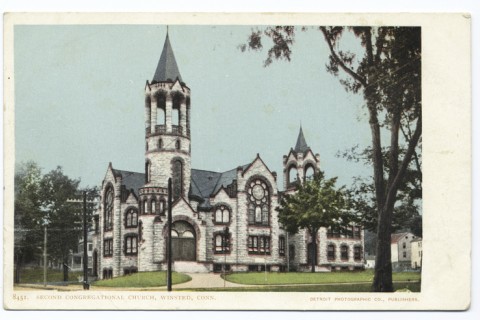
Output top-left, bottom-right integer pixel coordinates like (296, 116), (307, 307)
(104, 186), (114, 231)
(125, 208), (138, 228)
(151, 199), (156, 214)
(288, 165), (298, 188)
(214, 205), (230, 224)
(304, 164), (315, 182)
(143, 199), (148, 214)
(172, 160), (183, 200)
(158, 199), (166, 215)
(158, 138), (163, 149)
(327, 244), (336, 260)
(175, 140), (181, 150)
(247, 178), (270, 226)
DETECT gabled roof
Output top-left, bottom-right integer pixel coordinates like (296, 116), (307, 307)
(391, 232), (413, 244)
(112, 169), (145, 197)
(190, 164), (249, 209)
(152, 33), (183, 83)
(294, 126), (309, 153)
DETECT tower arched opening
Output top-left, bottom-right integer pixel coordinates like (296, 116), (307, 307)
(287, 164), (298, 188)
(304, 163), (316, 182)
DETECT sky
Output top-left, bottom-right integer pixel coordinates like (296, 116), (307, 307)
(14, 25), (372, 189)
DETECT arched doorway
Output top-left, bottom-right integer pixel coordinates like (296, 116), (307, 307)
(171, 221), (196, 261)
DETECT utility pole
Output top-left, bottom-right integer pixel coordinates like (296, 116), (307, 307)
(167, 178), (173, 291)
(43, 225), (47, 287)
(67, 191), (98, 289)
(83, 191), (89, 290)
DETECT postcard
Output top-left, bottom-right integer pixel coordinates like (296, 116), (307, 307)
(3, 12), (471, 310)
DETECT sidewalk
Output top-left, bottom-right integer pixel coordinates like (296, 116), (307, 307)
(173, 273), (248, 289)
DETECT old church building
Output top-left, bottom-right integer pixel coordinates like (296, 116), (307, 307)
(92, 34), (364, 278)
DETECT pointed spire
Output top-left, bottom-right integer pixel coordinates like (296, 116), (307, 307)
(294, 126), (309, 153)
(152, 32), (183, 83)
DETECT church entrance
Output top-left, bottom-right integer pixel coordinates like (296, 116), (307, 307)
(171, 221), (196, 261)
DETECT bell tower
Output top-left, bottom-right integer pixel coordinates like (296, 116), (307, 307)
(141, 32), (191, 210)
(282, 126), (321, 191)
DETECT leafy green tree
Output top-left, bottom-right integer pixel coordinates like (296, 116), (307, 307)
(14, 162), (82, 282)
(14, 162), (44, 281)
(243, 26), (421, 291)
(276, 171), (350, 272)
(342, 146), (422, 233)
(39, 167), (82, 271)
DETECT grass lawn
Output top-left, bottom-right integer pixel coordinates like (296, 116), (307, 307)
(179, 281), (420, 292)
(224, 270), (420, 285)
(18, 268), (83, 284)
(92, 271), (191, 288)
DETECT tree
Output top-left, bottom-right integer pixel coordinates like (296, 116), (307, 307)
(341, 145), (422, 234)
(14, 161), (44, 281)
(39, 166), (82, 271)
(243, 26), (421, 291)
(14, 162), (82, 282)
(276, 171), (350, 272)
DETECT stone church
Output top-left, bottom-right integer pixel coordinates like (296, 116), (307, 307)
(92, 33), (364, 279)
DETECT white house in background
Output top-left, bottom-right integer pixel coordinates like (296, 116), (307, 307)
(364, 254), (375, 269)
(411, 238), (423, 269)
(391, 232), (417, 270)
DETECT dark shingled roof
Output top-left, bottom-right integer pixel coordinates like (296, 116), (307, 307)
(294, 126), (309, 153)
(112, 169), (145, 196)
(190, 164), (250, 209)
(152, 33), (183, 83)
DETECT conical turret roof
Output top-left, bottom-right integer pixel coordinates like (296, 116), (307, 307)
(294, 126), (309, 153)
(152, 33), (183, 83)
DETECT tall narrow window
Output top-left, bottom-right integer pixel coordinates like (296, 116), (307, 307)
(145, 162), (151, 183)
(104, 186), (114, 231)
(341, 245), (349, 260)
(247, 179), (270, 226)
(125, 235), (138, 255)
(172, 160), (183, 200)
(103, 238), (113, 257)
(172, 108), (179, 126)
(279, 236), (286, 256)
(327, 244), (336, 260)
(125, 208), (138, 228)
(157, 106), (166, 125)
(143, 199), (148, 214)
(158, 138), (163, 149)
(354, 246), (362, 261)
(151, 199), (156, 214)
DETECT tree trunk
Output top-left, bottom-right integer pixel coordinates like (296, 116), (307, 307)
(310, 229), (318, 273)
(63, 256), (69, 282)
(372, 206), (394, 292)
